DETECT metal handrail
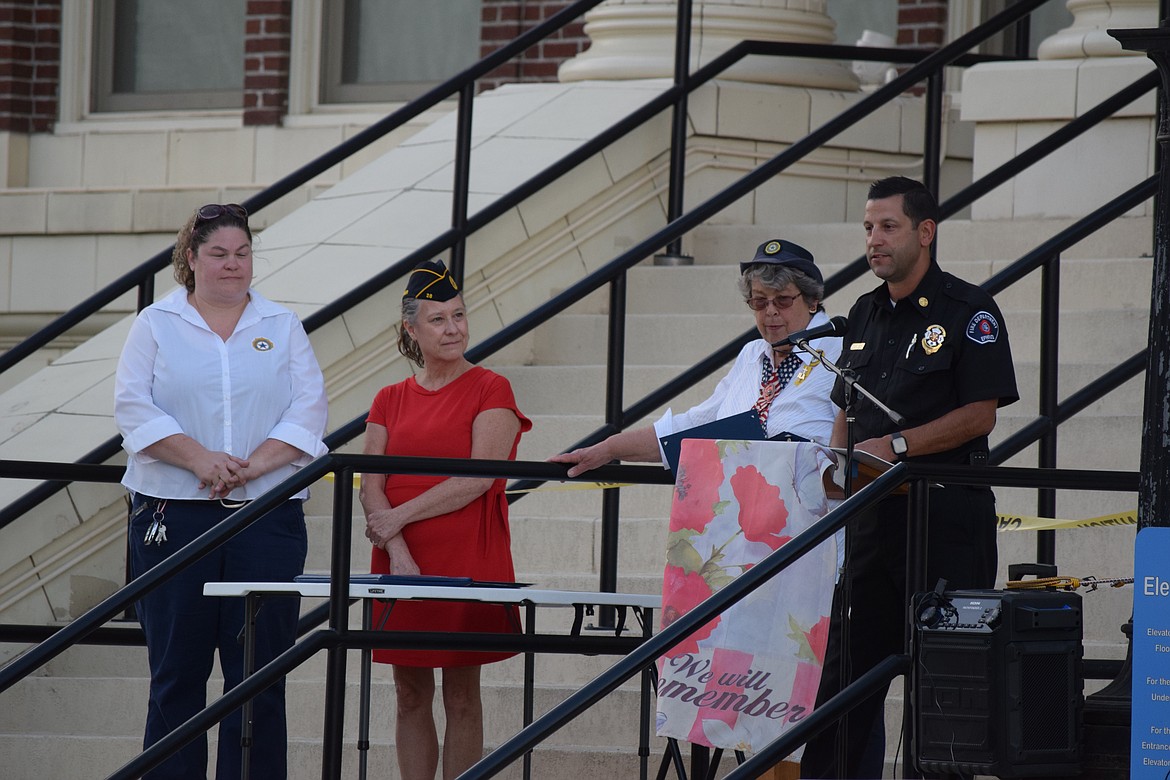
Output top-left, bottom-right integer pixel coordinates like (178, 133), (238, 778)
(502, 72), (1158, 500)
(0, 0), (1156, 771)
(0, 453), (674, 693)
(459, 461), (1138, 779)
(0, 38), (1027, 528)
(0, 451), (1138, 775)
(0, 0), (611, 378)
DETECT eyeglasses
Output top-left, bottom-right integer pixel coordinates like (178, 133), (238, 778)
(746, 293), (801, 311)
(193, 203), (248, 230)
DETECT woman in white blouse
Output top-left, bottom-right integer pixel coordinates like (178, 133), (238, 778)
(114, 203), (328, 780)
(551, 239), (842, 476)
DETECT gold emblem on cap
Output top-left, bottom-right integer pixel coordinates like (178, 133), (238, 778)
(921, 325), (946, 355)
(918, 296), (929, 307)
(764, 241), (782, 255)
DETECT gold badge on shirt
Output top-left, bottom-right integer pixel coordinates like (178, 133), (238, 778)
(793, 357), (821, 386)
(252, 337), (275, 352)
(921, 325), (946, 355)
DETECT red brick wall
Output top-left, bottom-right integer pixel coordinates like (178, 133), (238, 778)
(897, 0), (947, 49)
(479, 1), (590, 93)
(243, 0), (291, 126)
(0, 2), (954, 132)
(0, 0), (60, 133)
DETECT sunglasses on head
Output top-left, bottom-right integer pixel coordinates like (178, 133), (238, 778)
(193, 203), (248, 230)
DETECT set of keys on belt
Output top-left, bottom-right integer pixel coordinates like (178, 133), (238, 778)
(143, 499), (168, 546)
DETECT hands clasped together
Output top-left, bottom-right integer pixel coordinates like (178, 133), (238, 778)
(194, 450), (251, 499)
(364, 507), (420, 575)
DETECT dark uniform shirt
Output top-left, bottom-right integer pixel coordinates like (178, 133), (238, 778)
(830, 261), (1019, 463)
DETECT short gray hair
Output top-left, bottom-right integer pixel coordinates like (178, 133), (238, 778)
(738, 265), (824, 310)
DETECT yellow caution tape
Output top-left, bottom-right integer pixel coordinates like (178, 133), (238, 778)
(322, 473), (362, 489)
(322, 472), (1135, 531)
(995, 510), (1137, 532)
(505, 482), (633, 495)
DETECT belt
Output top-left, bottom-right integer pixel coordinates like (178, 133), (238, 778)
(136, 494), (253, 509)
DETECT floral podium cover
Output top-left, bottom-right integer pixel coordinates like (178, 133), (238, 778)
(656, 439), (837, 754)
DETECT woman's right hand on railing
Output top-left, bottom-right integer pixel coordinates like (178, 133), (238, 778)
(548, 443), (609, 478)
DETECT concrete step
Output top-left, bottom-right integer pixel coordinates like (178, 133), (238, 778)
(304, 509), (675, 581)
(0, 733), (671, 780)
(527, 306), (1147, 369)
(531, 314), (748, 365)
(590, 254), (1152, 319)
(506, 363), (730, 417)
(34, 641), (658, 693)
(992, 414), (1140, 471)
(2, 674), (653, 748)
(694, 216), (1154, 270)
(504, 357), (1140, 427)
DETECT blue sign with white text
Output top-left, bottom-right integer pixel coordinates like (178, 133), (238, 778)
(1132, 527), (1170, 777)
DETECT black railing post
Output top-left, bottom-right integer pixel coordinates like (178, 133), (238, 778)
(1013, 7), (1032, 58)
(903, 476), (930, 774)
(654, 0), (695, 267)
(1095, 23), (1170, 780)
(1110, 27), (1170, 532)
(1036, 254), (1060, 564)
(922, 72), (944, 195)
(321, 465), (355, 779)
(450, 81), (476, 284)
(598, 273), (629, 623)
(136, 276), (154, 313)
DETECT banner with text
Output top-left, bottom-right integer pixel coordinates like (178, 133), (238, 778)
(656, 439), (837, 755)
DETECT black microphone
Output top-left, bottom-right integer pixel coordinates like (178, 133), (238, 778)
(772, 315), (848, 347)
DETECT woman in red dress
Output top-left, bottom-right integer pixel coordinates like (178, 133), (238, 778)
(358, 259), (532, 780)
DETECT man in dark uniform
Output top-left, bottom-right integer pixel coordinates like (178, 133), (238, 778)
(802, 177), (1018, 779)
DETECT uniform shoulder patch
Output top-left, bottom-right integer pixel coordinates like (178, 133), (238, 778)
(966, 311), (999, 344)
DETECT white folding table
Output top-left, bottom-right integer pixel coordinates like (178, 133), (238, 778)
(204, 580), (661, 780)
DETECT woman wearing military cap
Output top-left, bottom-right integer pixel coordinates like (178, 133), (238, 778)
(358, 259), (532, 780)
(551, 238), (842, 476)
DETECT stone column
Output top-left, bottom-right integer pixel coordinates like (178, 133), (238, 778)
(1038, 0), (1158, 59)
(558, 0), (858, 90)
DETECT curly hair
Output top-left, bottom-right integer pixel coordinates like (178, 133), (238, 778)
(171, 205), (253, 293)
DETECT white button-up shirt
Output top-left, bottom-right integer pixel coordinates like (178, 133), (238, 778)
(115, 287), (328, 500)
(652, 310), (843, 462)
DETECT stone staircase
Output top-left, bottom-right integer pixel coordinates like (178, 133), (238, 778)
(0, 211), (1150, 778)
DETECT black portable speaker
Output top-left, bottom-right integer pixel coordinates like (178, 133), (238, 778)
(912, 588), (1083, 778)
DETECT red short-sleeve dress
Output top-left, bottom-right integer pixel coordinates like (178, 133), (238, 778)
(366, 366), (532, 667)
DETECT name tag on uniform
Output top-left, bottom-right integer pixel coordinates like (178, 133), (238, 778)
(850, 342), (866, 350)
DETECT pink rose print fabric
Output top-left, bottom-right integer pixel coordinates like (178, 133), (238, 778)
(656, 440), (837, 757)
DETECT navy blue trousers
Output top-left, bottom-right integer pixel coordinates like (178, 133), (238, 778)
(802, 486), (997, 779)
(129, 495), (307, 780)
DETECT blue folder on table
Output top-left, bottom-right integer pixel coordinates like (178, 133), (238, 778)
(293, 574), (530, 588)
(658, 410), (765, 472)
(658, 409), (812, 472)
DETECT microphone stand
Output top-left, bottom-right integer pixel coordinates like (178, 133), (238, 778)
(793, 336), (906, 777)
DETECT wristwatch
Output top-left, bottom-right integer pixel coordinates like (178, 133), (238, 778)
(890, 432), (909, 461)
